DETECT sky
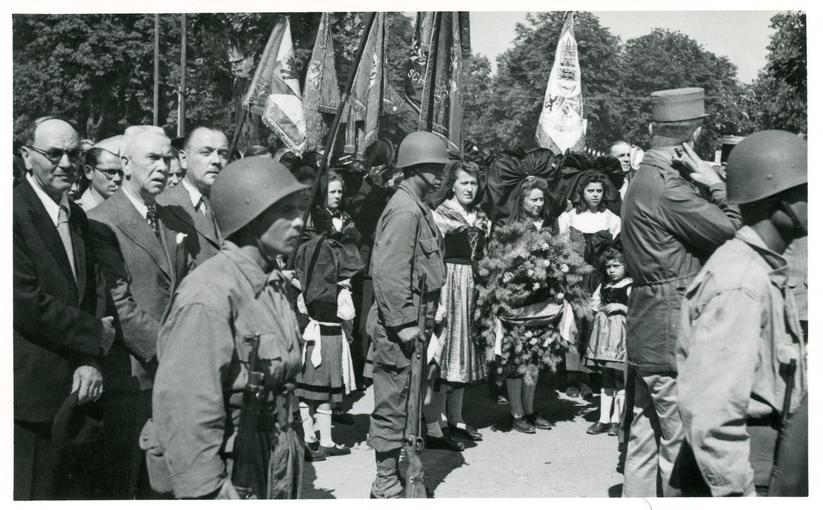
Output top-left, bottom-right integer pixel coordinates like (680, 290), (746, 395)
(469, 11), (780, 84)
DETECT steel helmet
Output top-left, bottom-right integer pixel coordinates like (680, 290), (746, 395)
(726, 130), (807, 205)
(210, 157), (308, 237)
(395, 131), (451, 169)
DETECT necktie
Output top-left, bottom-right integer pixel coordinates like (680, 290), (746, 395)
(146, 203), (160, 237)
(199, 196), (220, 236)
(57, 205), (77, 280)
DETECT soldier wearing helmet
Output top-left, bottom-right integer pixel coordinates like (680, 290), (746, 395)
(367, 131), (449, 498)
(674, 130), (807, 496)
(152, 157), (309, 499)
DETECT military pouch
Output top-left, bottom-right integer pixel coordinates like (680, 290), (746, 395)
(139, 418), (174, 494)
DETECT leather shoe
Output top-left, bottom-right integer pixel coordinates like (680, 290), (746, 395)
(608, 423), (620, 436)
(448, 423), (483, 441)
(526, 413), (551, 430)
(424, 433), (465, 451)
(580, 383), (594, 399)
(511, 415), (535, 434)
(565, 386), (580, 398)
(304, 441), (327, 462)
(318, 444), (351, 456)
(587, 422), (610, 435)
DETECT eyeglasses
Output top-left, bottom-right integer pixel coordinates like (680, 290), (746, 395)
(27, 146), (82, 164)
(94, 167), (124, 179)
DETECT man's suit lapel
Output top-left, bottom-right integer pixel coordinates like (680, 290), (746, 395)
(112, 192), (172, 279)
(163, 185), (220, 249)
(21, 180), (78, 295)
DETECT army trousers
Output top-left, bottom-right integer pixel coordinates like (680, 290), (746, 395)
(622, 371), (684, 497)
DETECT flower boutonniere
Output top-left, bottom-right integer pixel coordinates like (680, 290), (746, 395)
(176, 233), (188, 245)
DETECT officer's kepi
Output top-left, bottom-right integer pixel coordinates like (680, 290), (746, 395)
(650, 87), (706, 122)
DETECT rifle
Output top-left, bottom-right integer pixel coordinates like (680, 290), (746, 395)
(404, 273), (428, 499)
(231, 333), (268, 499)
(768, 358), (797, 493)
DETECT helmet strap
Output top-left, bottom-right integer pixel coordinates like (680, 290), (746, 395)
(779, 200), (807, 237)
(255, 236), (279, 271)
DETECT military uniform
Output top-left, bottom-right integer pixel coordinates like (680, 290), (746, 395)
(619, 89), (742, 497)
(676, 227), (806, 496)
(153, 241), (304, 498)
(368, 182), (446, 451)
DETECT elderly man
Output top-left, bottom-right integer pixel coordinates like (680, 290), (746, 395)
(76, 135), (123, 211)
(13, 116), (116, 499)
(620, 88), (742, 497)
(157, 125), (229, 264)
(609, 140), (632, 199)
(88, 126), (197, 499)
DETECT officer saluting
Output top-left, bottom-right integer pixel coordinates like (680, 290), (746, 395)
(367, 132), (448, 498)
(152, 157), (309, 499)
(675, 131), (807, 496)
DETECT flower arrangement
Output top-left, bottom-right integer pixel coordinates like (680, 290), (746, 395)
(474, 221), (592, 381)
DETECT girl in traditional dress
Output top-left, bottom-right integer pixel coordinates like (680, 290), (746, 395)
(557, 172), (621, 398)
(422, 162), (490, 447)
(585, 246), (631, 435)
(294, 171), (363, 458)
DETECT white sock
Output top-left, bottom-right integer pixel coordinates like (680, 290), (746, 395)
(316, 407), (334, 447)
(426, 421), (444, 438)
(599, 392), (614, 424)
(612, 389), (625, 424)
(299, 402), (316, 443)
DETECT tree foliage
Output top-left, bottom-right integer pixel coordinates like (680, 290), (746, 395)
(747, 11), (806, 133)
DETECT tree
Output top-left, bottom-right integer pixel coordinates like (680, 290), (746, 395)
(618, 28), (753, 157)
(748, 11), (806, 133)
(463, 53), (495, 147)
(484, 12), (623, 152)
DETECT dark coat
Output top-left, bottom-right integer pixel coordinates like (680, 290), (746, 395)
(13, 179), (104, 422)
(621, 148), (742, 373)
(88, 189), (197, 393)
(156, 182), (220, 265)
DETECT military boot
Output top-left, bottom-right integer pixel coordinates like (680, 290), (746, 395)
(369, 449), (404, 498)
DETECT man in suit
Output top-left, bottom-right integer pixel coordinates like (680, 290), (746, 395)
(88, 125), (197, 498)
(156, 126), (228, 264)
(76, 136), (123, 212)
(13, 116), (116, 500)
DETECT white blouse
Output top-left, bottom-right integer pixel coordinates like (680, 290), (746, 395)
(557, 209), (621, 239)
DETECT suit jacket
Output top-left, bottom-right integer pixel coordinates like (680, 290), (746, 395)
(13, 179), (105, 423)
(88, 189), (197, 393)
(156, 183), (220, 265)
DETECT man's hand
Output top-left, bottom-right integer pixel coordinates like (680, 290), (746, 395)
(396, 325), (420, 344)
(72, 365), (103, 404)
(674, 143), (722, 187)
(100, 315), (116, 354)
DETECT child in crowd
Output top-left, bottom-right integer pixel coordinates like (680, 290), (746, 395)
(584, 246), (632, 435)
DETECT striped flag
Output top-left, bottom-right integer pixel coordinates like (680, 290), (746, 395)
(243, 16), (307, 155)
(535, 13), (585, 154)
(405, 12), (470, 155)
(303, 12), (340, 151)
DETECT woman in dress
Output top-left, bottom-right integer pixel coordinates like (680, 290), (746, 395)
(557, 172), (621, 398)
(422, 162), (490, 446)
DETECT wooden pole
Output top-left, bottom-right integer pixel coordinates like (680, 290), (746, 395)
(153, 14), (160, 126)
(178, 13), (187, 137)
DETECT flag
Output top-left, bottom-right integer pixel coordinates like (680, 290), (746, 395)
(243, 16), (306, 155)
(535, 13), (585, 153)
(405, 12), (470, 155)
(303, 13), (340, 151)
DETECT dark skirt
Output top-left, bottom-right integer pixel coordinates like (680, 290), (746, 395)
(295, 323), (345, 403)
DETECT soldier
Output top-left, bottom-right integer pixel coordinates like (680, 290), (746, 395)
(152, 157), (308, 499)
(675, 130), (807, 496)
(620, 87), (742, 497)
(367, 131), (448, 498)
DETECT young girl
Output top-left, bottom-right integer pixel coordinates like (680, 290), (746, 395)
(585, 246), (632, 435)
(557, 173), (621, 398)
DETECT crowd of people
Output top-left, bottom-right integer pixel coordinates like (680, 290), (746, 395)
(13, 86), (807, 500)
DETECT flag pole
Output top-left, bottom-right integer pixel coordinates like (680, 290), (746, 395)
(178, 13), (187, 137)
(288, 11), (376, 267)
(153, 14), (160, 126)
